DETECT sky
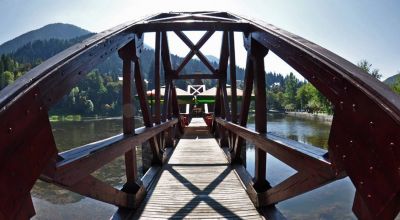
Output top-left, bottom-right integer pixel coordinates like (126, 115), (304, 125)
(0, 0), (399, 80)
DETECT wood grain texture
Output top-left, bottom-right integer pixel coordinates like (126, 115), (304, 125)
(131, 118), (263, 219)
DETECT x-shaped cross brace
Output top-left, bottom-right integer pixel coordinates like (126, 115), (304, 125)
(174, 31), (217, 75)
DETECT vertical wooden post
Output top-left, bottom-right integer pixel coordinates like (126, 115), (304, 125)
(154, 32), (162, 151)
(229, 31), (237, 124)
(154, 32), (161, 125)
(228, 31), (238, 153)
(118, 41), (139, 190)
(217, 31), (230, 147)
(251, 37), (270, 192)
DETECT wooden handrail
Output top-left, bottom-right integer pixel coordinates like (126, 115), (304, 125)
(44, 119), (178, 186)
(215, 117), (336, 177)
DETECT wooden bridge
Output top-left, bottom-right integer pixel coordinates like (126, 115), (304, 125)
(0, 11), (399, 219)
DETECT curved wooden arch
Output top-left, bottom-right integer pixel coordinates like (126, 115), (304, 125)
(0, 12), (398, 219)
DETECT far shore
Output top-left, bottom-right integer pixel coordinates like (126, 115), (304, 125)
(286, 111), (333, 123)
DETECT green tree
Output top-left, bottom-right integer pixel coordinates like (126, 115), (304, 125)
(283, 72), (299, 110)
(357, 59), (382, 80)
(390, 73), (400, 95)
(0, 71), (15, 89)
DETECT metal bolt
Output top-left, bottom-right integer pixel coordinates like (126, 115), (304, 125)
(335, 144), (339, 148)
(369, 166), (374, 171)
(352, 104), (357, 112)
(8, 127), (12, 134)
(367, 194), (372, 198)
(339, 101), (344, 110)
(39, 106), (43, 111)
(360, 181), (364, 185)
(344, 86), (348, 92)
(342, 155), (346, 159)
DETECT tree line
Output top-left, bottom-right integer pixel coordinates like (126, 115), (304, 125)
(1, 36), (399, 117)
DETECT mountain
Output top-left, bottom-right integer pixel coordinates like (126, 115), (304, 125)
(205, 55), (219, 64)
(0, 23), (91, 55)
(384, 73), (400, 86)
(12, 33), (94, 64)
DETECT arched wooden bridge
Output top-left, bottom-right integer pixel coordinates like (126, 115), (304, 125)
(1, 12), (399, 219)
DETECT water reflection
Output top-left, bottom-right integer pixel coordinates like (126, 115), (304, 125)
(246, 113), (356, 219)
(32, 114), (356, 219)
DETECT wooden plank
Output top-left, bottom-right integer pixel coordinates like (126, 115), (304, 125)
(50, 120), (178, 186)
(131, 118), (263, 219)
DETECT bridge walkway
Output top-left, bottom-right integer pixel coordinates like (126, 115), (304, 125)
(131, 118), (263, 219)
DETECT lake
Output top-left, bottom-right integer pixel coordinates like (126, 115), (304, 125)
(32, 114), (356, 220)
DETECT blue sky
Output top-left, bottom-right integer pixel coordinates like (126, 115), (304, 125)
(0, 0), (399, 79)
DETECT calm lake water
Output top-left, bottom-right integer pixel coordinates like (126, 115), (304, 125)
(32, 114), (356, 220)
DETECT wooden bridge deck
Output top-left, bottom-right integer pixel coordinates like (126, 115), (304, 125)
(131, 118), (263, 219)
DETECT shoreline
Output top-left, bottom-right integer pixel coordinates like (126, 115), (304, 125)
(286, 111), (333, 122)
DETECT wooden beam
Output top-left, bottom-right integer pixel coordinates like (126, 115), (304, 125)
(251, 38), (269, 191)
(62, 175), (136, 208)
(174, 31), (214, 75)
(169, 73), (222, 80)
(154, 32), (161, 125)
(0, 88), (58, 220)
(171, 83), (180, 117)
(162, 81), (171, 122)
(258, 172), (344, 206)
(133, 21), (251, 33)
(174, 30), (217, 74)
(161, 31), (173, 74)
(229, 31), (238, 124)
(118, 42), (138, 186)
(219, 31), (231, 121)
(134, 58), (162, 164)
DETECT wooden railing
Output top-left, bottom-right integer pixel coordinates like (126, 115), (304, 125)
(214, 117), (346, 206)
